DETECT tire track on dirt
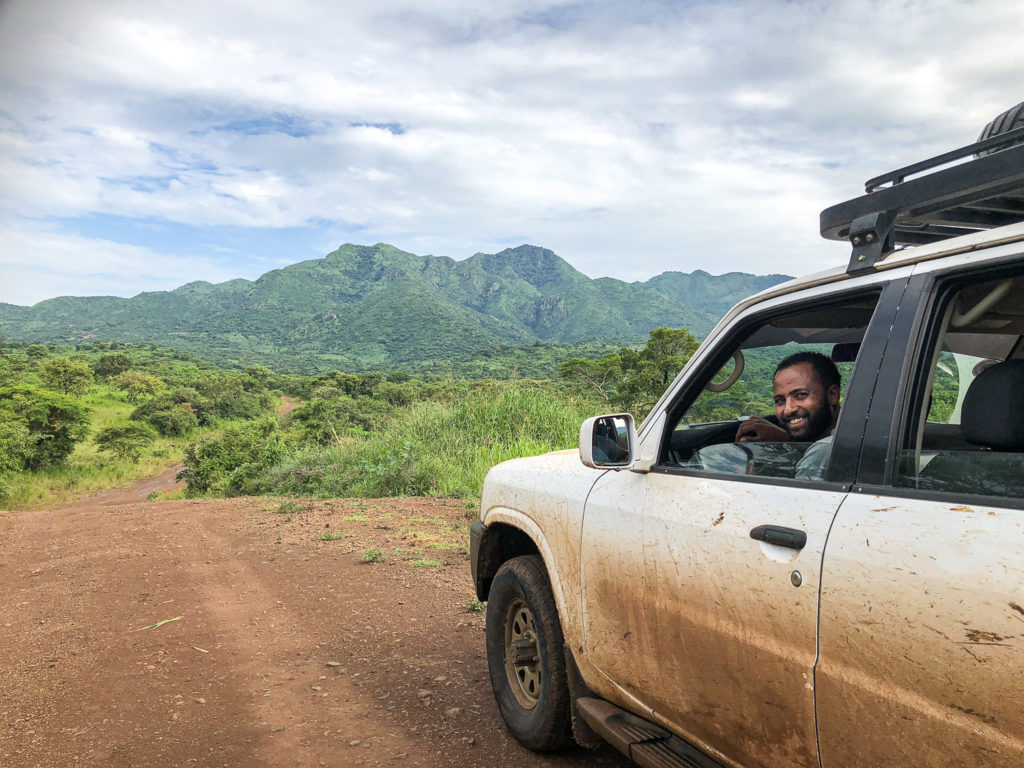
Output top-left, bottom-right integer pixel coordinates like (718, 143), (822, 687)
(1, 484), (629, 767)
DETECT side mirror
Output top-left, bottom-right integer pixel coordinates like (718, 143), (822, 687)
(580, 414), (636, 469)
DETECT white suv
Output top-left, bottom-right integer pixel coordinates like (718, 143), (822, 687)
(471, 105), (1024, 768)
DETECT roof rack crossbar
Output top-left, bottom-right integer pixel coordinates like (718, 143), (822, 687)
(865, 125), (1024, 192)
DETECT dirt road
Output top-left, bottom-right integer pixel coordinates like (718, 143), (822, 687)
(0, 472), (629, 768)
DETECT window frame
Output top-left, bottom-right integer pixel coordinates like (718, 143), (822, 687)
(855, 254), (1024, 508)
(650, 279), (904, 487)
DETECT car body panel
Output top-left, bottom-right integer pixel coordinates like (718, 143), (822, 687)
(816, 494), (1024, 767)
(479, 449), (604, 651)
(580, 468), (843, 768)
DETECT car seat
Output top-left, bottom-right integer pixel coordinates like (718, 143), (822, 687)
(916, 359), (1024, 497)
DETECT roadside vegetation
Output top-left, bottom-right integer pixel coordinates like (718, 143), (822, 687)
(0, 329), (716, 508)
(1, 330), (673, 507)
(9, 325), (959, 510)
(0, 341), (279, 509)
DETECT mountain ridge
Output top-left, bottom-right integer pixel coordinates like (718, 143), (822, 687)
(0, 244), (792, 373)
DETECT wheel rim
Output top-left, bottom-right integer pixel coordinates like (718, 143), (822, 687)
(503, 598), (541, 710)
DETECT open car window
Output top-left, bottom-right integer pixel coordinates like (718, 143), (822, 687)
(896, 273), (1024, 500)
(660, 292), (881, 482)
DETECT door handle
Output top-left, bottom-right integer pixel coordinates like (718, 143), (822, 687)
(749, 525), (807, 550)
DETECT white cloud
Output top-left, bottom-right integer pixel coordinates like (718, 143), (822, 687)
(0, 0), (1022, 304)
(0, 221), (247, 306)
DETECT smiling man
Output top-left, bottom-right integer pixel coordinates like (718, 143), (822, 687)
(735, 351), (842, 480)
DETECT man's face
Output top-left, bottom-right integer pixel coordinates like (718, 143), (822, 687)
(773, 362), (839, 442)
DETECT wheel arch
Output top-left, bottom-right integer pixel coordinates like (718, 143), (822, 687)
(473, 509), (569, 636)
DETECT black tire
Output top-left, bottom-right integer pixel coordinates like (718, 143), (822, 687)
(485, 555), (572, 751)
(976, 101), (1024, 155)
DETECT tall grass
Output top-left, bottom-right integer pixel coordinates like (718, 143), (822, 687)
(258, 382), (597, 500)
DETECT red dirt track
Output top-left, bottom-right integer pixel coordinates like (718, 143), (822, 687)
(0, 472), (629, 768)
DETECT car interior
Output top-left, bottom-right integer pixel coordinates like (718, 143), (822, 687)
(900, 273), (1024, 498)
(661, 294), (880, 479)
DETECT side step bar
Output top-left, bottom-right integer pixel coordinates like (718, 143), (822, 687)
(576, 698), (724, 768)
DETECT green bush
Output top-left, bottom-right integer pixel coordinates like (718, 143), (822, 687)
(0, 412), (31, 473)
(0, 386), (90, 470)
(147, 403), (200, 436)
(131, 388), (208, 434)
(39, 357), (94, 396)
(289, 394), (391, 446)
(94, 423), (157, 460)
(179, 418), (288, 497)
(193, 372), (274, 420)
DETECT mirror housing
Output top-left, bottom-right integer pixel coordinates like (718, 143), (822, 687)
(580, 414), (637, 469)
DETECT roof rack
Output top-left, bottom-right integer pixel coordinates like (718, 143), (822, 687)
(820, 126), (1024, 273)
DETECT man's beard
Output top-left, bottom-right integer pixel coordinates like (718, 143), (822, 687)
(783, 402), (832, 442)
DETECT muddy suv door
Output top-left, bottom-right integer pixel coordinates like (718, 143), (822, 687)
(579, 278), (904, 768)
(816, 261), (1024, 767)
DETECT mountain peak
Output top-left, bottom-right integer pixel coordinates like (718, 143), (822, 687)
(468, 244), (584, 288)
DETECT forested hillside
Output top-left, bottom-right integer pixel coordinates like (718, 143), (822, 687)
(0, 244), (790, 373)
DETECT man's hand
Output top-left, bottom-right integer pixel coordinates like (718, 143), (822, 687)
(736, 417), (790, 443)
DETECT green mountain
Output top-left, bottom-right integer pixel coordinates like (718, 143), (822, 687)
(0, 244), (791, 373)
(638, 270), (793, 317)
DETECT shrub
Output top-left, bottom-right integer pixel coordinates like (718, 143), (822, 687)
(94, 424), (157, 461)
(92, 352), (134, 379)
(146, 403), (199, 436)
(179, 418), (288, 497)
(290, 395), (391, 446)
(131, 388), (208, 435)
(39, 358), (94, 396)
(0, 386), (90, 470)
(0, 412), (31, 473)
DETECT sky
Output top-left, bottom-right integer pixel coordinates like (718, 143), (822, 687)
(0, 0), (1021, 306)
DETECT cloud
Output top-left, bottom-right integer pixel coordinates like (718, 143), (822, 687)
(0, 220), (249, 306)
(1, 0), (1022, 304)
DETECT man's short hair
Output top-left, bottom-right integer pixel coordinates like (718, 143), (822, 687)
(775, 351), (841, 391)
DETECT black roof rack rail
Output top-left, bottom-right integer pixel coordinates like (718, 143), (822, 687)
(820, 126), (1024, 274)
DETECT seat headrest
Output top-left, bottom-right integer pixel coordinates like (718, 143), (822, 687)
(831, 342), (860, 363)
(962, 359), (1024, 450)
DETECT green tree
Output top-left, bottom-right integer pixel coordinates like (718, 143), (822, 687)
(0, 412), (31, 473)
(25, 344), (49, 359)
(242, 365), (274, 392)
(559, 327), (700, 420)
(94, 424), (157, 460)
(0, 386), (90, 470)
(39, 358), (94, 395)
(558, 355), (621, 404)
(110, 370), (164, 403)
(614, 327), (699, 417)
(92, 352), (134, 379)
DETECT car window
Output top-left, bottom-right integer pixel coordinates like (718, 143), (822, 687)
(660, 292), (881, 482)
(895, 273), (1024, 499)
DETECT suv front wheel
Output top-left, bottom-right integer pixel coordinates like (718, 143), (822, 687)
(485, 554), (573, 751)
